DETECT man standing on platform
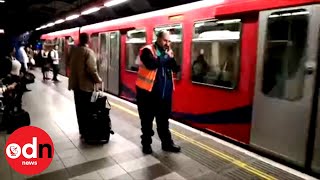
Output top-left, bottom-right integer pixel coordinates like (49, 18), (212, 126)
(136, 30), (181, 154)
(68, 33), (102, 140)
(50, 45), (60, 82)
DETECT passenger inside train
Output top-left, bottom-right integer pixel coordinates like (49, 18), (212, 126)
(192, 49), (209, 82)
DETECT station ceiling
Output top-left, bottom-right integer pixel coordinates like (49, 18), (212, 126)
(0, 0), (197, 36)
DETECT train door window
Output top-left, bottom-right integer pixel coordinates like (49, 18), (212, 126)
(53, 38), (58, 51)
(53, 38), (58, 45)
(65, 36), (75, 53)
(126, 29), (146, 72)
(99, 33), (109, 76)
(192, 19), (241, 89)
(91, 33), (99, 55)
(66, 36), (75, 46)
(262, 9), (309, 100)
(55, 38), (65, 58)
(91, 33), (100, 72)
(153, 24), (182, 79)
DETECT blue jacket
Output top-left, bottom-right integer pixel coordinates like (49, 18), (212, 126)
(153, 45), (173, 100)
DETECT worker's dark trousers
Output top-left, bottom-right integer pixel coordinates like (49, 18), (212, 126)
(136, 87), (173, 147)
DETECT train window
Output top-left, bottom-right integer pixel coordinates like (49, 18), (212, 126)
(192, 19), (241, 89)
(126, 29), (146, 72)
(153, 24), (183, 79)
(262, 9), (309, 100)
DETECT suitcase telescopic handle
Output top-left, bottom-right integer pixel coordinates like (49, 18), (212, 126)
(94, 82), (111, 109)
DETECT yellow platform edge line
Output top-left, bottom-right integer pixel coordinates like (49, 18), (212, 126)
(172, 130), (276, 180)
(109, 101), (277, 180)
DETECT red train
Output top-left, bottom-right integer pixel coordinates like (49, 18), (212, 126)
(41, 0), (320, 173)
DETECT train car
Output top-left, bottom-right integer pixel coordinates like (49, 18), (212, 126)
(41, 0), (320, 174)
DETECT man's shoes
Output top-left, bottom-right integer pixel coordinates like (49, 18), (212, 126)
(162, 143), (181, 153)
(142, 145), (153, 154)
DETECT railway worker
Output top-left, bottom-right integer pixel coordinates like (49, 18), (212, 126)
(136, 30), (181, 154)
(68, 33), (102, 141)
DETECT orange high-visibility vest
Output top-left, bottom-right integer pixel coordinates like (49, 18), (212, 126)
(136, 44), (175, 92)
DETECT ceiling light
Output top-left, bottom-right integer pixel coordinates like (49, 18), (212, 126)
(55, 19), (65, 24)
(66, 14), (80, 21)
(0, 29), (4, 33)
(0, 0), (5, 3)
(104, 0), (128, 7)
(36, 27), (41, 31)
(47, 22), (55, 27)
(81, 7), (101, 15)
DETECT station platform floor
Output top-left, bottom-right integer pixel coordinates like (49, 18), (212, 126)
(0, 69), (318, 180)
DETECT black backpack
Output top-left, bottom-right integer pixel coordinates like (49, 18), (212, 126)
(2, 88), (30, 134)
(0, 57), (12, 79)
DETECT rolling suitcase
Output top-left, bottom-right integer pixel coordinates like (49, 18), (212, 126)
(85, 84), (114, 144)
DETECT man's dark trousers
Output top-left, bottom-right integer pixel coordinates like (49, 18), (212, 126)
(52, 64), (59, 80)
(74, 90), (92, 136)
(136, 87), (173, 147)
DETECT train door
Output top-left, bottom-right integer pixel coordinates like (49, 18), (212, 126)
(312, 19), (320, 174)
(55, 37), (65, 75)
(99, 33), (110, 91)
(98, 31), (120, 95)
(63, 36), (75, 76)
(251, 5), (320, 166)
(108, 31), (120, 95)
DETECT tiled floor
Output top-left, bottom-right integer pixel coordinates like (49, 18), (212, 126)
(0, 69), (317, 180)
